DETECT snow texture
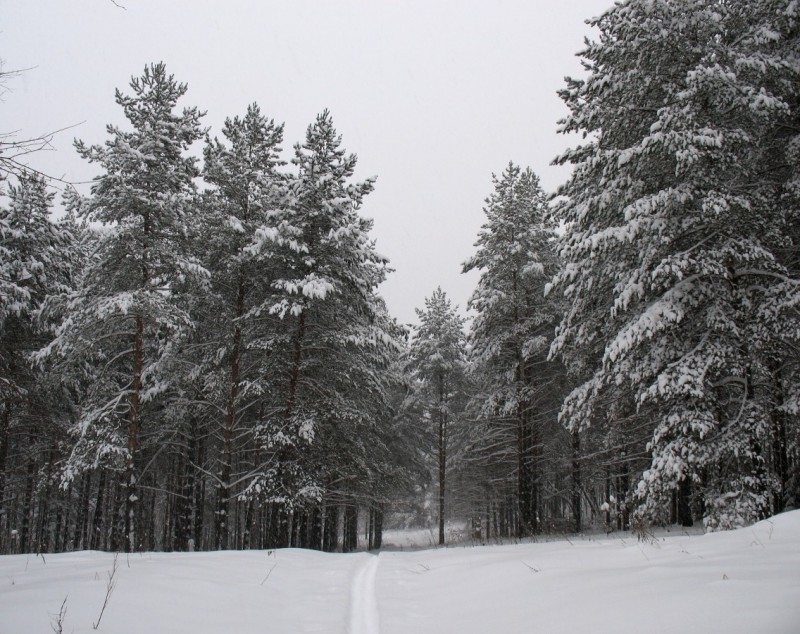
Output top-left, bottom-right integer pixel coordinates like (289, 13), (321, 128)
(1, 511), (798, 633)
(349, 553), (380, 634)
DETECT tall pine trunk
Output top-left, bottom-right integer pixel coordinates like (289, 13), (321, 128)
(769, 361), (789, 513)
(20, 450), (36, 553)
(323, 503), (338, 552)
(438, 373), (446, 546)
(373, 504), (383, 550)
(124, 313), (144, 553)
(0, 403), (10, 549)
(517, 408), (532, 537)
(285, 312), (306, 420)
(343, 504), (358, 552)
(677, 476), (693, 527)
(572, 430), (582, 533)
(218, 278), (246, 550)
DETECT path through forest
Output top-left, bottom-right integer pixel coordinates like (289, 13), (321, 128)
(348, 553), (381, 634)
(1, 512), (798, 632)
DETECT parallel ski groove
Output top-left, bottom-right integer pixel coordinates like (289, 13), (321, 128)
(348, 553), (380, 634)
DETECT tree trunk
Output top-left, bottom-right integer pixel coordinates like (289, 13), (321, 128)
(604, 466), (612, 529)
(769, 362), (789, 513)
(20, 454), (35, 553)
(618, 457), (629, 531)
(53, 484), (68, 552)
(513, 285), (533, 539)
(373, 504), (383, 550)
(0, 404), (9, 522)
(367, 507), (375, 550)
(75, 473), (91, 550)
(192, 426), (205, 550)
(124, 313), (144, 553)
(285, 311), (306, 421)
(517, 409), (532, 537)
(152, 468), (168, 551)
(266, 502), (289, 549)
(92, 470), (108, 550)
(572, 430), (582, 533)
(343, 504), (358, 552)
(323, 504), (338, 552)
(309, 506), (323, 551)
(112, 478), (126, 551)
(678, 476), (693, 527)
(438, 374), (446, 546)
(517, 361), (539, 538)
(218, 279), (246, 550)
(241, 498), (256, 550)
(174, 422), (194, 551)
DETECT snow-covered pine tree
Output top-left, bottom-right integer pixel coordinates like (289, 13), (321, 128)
(301, 293), (408, 551)
(201, 103), (285, 549)
(40, 63), (207, 551)
(0, 175), (74, 552)
(1, 176), (66, 394)
(549, 0), (800, 529)
(407, 288), (468, 545)
(463, 164), (567, 536)
(240, 110), (396, 548)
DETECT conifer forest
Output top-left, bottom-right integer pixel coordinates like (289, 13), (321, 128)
(1, 0), (799, 555)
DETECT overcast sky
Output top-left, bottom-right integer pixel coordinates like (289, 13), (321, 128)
(2, 0), (605, 326)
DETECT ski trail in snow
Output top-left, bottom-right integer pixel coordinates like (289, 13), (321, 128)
(348, 553), (380, 634)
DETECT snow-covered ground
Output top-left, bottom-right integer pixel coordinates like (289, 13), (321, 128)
(2, 511), (798, 633)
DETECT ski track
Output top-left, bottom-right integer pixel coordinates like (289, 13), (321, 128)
(348, 553), (381, 634)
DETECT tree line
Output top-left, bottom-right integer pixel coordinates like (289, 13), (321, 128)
(1, 64), (425, 554)
(1, 0), (798, 554)
(419, 0), (799, 541)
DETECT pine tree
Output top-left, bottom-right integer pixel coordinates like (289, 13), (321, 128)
(463, 164), (567, 535)
(41, 63), (206, 551)
(200, 103), (285, 549)
(549, 0), (800, 529)
(239, 110), (396, 548)
(408, 288), (467, 545)
(0, 175), (74, 552)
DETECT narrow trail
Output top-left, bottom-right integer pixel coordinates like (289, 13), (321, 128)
(348, 553), (381, 634)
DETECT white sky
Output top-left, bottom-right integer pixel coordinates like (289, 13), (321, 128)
(1, 0), (605, 326)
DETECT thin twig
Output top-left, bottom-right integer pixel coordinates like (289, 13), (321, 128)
(260, 563), (277, 586)
(93, 553), (119, 630)
(50, 595), (68, 634)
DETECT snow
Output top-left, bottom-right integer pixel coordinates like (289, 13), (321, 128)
(2, 511), (799, 633)
(349, 554), (381, 634)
